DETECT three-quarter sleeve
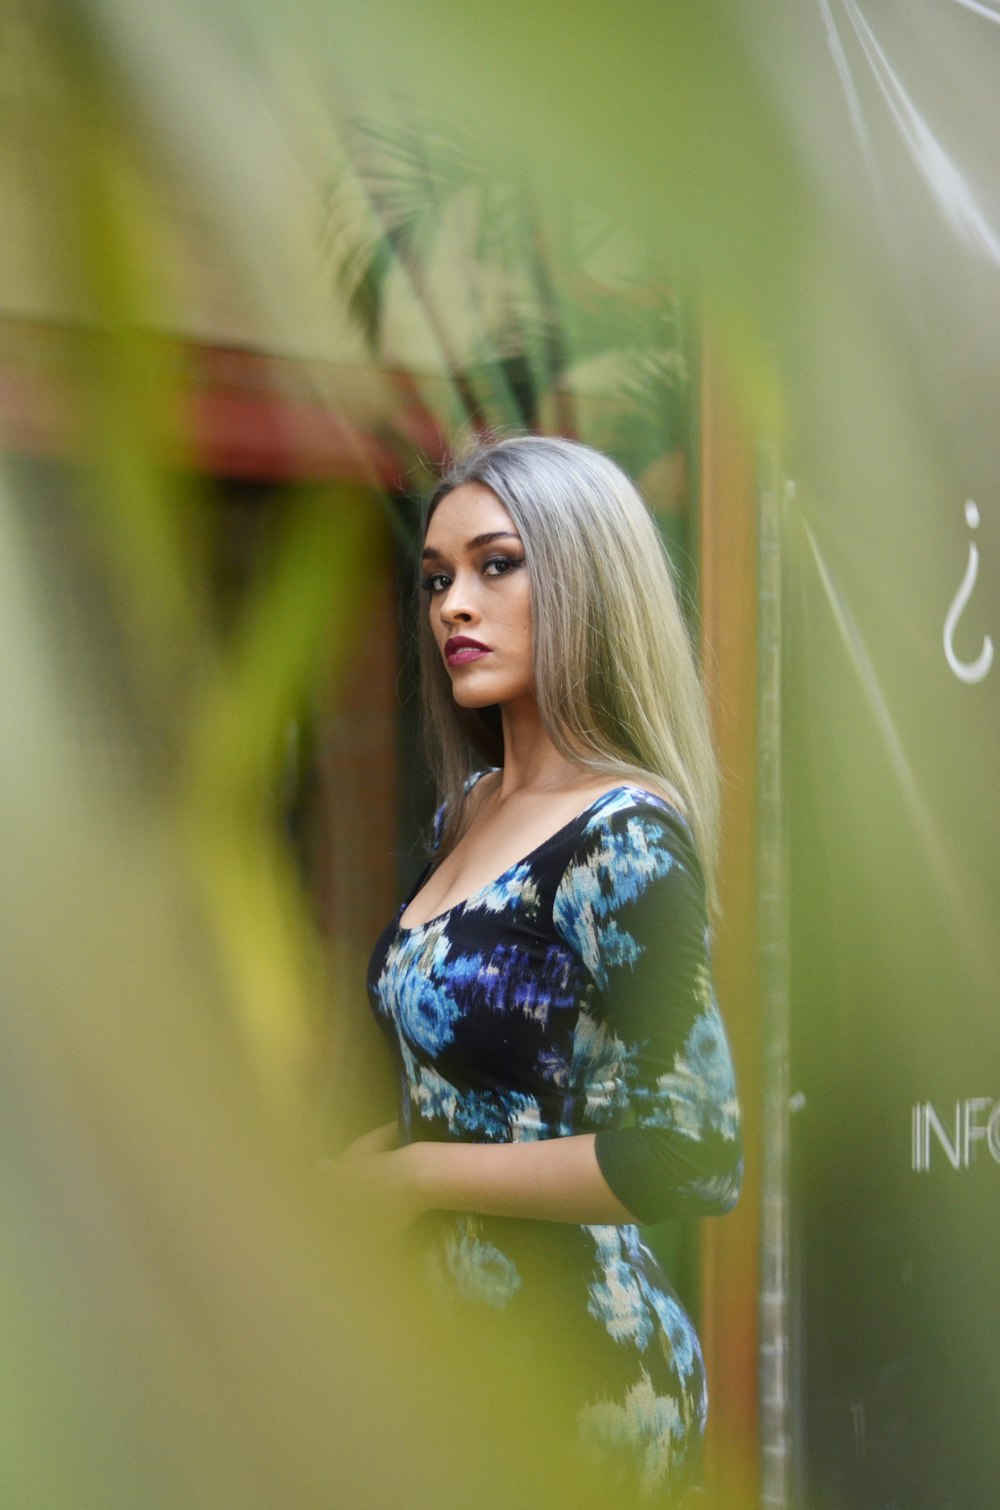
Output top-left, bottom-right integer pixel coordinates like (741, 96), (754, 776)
(552, 798), (742, 1225)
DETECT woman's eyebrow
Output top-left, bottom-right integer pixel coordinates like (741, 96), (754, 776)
(422, 531), (520, 559)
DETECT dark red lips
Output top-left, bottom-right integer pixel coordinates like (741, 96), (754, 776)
(445, 636), (492, 667)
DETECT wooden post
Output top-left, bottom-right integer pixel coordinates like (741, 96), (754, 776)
(696, 339), (761, 1508)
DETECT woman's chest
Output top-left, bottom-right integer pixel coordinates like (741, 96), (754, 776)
(367, 907), (595, 1076)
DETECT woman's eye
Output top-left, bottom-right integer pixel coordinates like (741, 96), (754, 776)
(483, 555), (524, 577)
(419, 572), (450, 595)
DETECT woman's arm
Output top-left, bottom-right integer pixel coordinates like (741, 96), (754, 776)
(345, 1132), (636, 1228)
(339, 1119), (398, 1158)
(553, 801), (743, 1225)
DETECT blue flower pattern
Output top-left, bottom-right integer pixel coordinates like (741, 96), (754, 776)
(367, 779), (741, 1499)
(648, 991), (741, 1145)
(375, 918), (461, 1057)
(426, 1214), (524, 1310)
(464, 862), (541, 919)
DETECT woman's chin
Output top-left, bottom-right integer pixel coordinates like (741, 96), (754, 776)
(447, 670), (498, 707)
(450, 687), (492, 709)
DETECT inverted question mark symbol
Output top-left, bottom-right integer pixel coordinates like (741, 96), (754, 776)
(943, 500), (993, 685)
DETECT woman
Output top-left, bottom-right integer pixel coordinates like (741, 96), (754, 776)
(347, 436), (742, 1499)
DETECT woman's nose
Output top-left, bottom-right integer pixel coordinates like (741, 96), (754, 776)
(440, 576), (478, 623)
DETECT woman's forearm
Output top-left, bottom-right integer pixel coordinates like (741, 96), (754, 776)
(399, 1132), (638, 1226)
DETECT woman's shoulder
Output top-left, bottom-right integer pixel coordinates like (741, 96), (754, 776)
(429, 767), (499, 852)
(574, 781), (692, 839)
(558, 781), (703, 890)
(550, 784), (708, 980)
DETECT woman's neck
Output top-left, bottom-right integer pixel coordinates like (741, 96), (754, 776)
(495, 700), (586, 798)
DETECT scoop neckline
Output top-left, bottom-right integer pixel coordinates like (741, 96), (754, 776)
(395, 782), (680, 934)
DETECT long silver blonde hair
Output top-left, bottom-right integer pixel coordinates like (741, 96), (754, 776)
(417, 435), (720, 904)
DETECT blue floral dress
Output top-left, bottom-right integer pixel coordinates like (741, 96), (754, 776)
(366, 774), (742, 1498)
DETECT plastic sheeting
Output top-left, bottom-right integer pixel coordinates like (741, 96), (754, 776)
(745, 4), (1000, 1505)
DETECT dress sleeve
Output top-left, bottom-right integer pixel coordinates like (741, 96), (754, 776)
(552, 798), (742, 1225)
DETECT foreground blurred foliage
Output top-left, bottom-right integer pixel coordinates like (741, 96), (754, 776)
(330, 107), (692, 473)
(0, 0), (781, 1504)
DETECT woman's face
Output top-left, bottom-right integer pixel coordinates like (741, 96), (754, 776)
(421, 483), (534, 713)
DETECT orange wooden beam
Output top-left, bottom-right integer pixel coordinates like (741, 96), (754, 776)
(697, 339), (761, 1508)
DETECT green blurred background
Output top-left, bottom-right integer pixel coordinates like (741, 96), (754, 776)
(3, 1), (998, 1505)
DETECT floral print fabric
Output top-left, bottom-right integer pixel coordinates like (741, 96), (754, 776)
(366, 777), (742, 1497)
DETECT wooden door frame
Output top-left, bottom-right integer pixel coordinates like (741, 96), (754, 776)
(697, 341), (762, 1508)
